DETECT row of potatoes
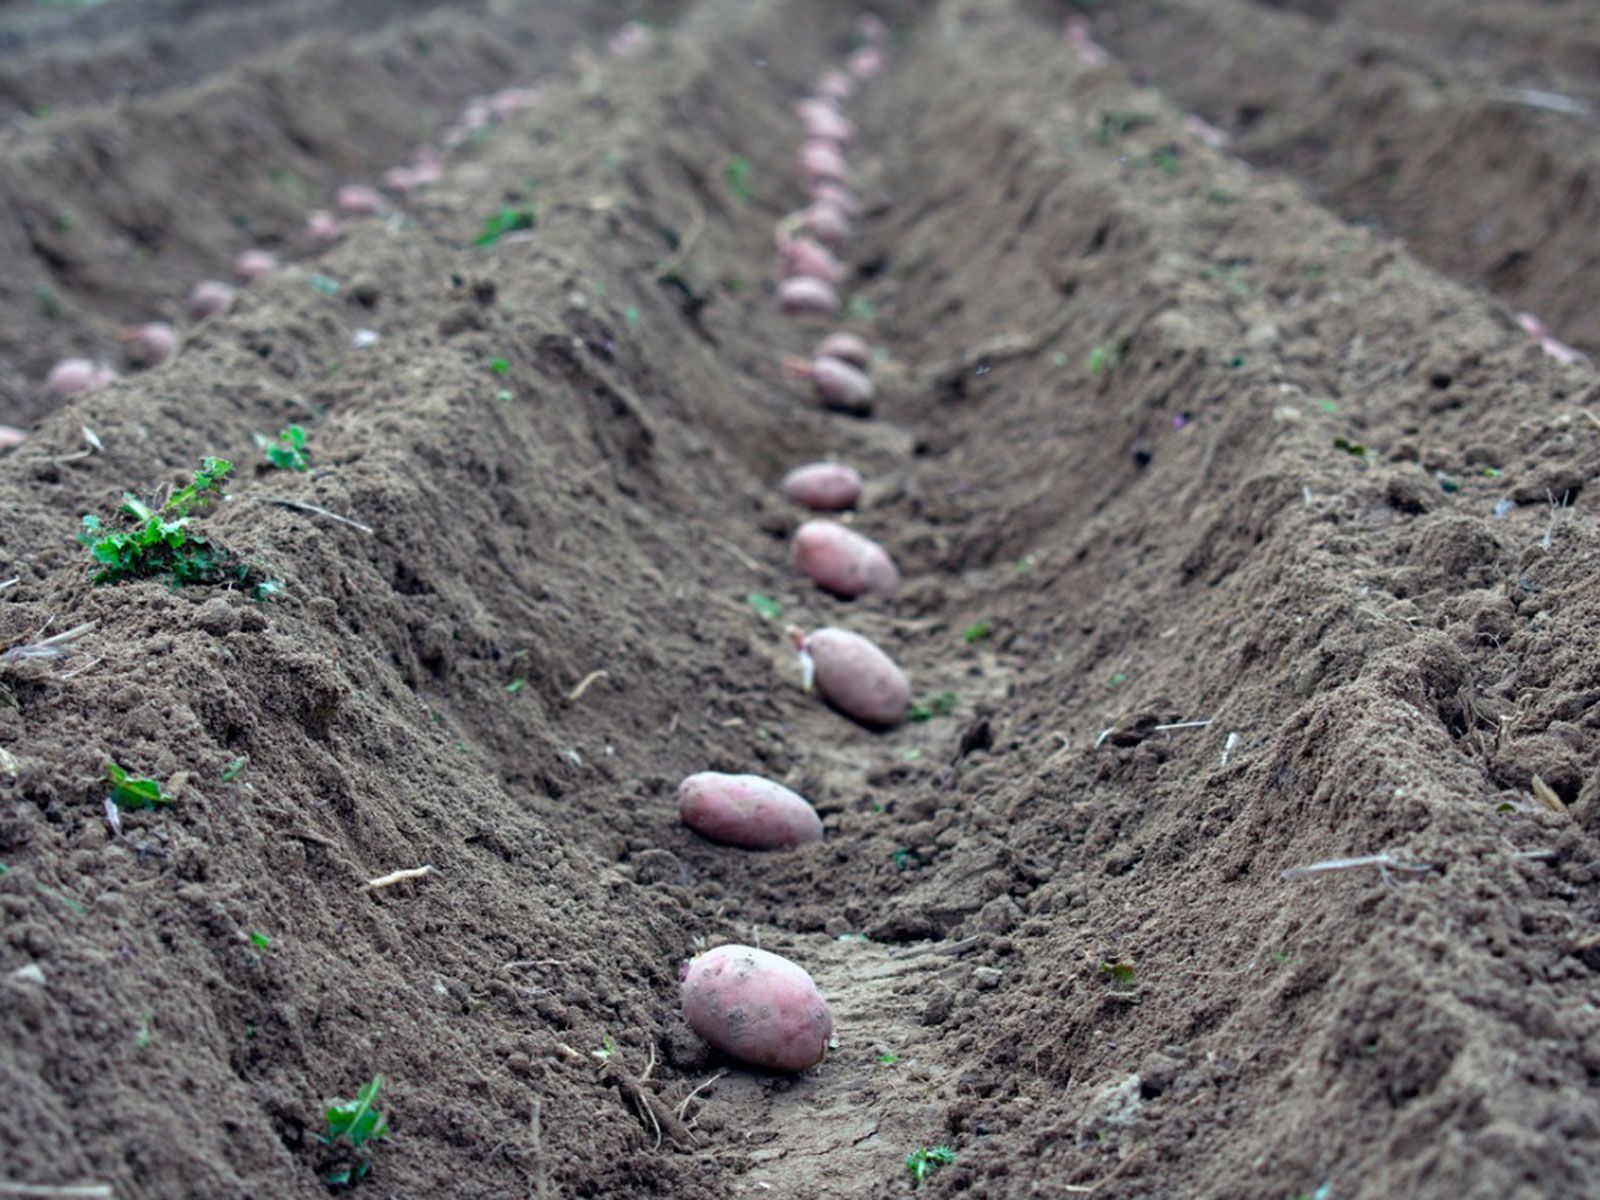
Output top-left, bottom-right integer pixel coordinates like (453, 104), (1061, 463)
(676, 15), (899, 1075)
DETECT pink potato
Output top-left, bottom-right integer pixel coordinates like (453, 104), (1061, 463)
(800, 202), (852, 246)
(783, 354), (873, 416)
(800, 140), (849, 185)
(816, 70), (854, 102)
(306, 210), (343, 242)
(779, 277), (840, 316)
(234, 250), (278, 283)
(336, 184), (388, 216)
(796, 626), (910, 727)
(782, 462), (862, 512)
(680, 944), (833, 1072)
(815, 332), (871, 370)
(811, 182), (860, 217)
(778, 235), (844, 285)
(119, 321), (176, 367)
(847, 47), (885, 80)
(857, 13), (888, 44)
(187, 280), (236, 321)
(45, 358), (114, 397)
(790, 519), (898, 597)
(678, 772), (823, 850)
(801, 104), (855, 145)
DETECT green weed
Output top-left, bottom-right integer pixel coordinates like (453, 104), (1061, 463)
(108, 762), (172, 811)
(319, 1076), (390, 1187)
(254, 425), (310, 472)
(475, 206), (537, 246)
(746, 593), (783, 620)
(908, 692), (959, 721)
(725, 157), (753, 204)
(906, 1145), (957, 1188)
(963, 620), (991, 644)
(1099, 960), (1135, 987)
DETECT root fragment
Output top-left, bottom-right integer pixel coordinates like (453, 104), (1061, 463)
(363, 864), (435, 891)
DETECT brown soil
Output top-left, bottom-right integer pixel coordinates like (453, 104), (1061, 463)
(2, 1), (1598, 1198)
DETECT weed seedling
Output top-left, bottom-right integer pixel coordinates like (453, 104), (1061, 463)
(878, 1051), (899, 1065)
(135, 1010), (153, 1049)
(1099, 960), (1135, 988)
(725, 157), (753, 204)
(963, 620), (991, 644)
(254, 425), (310, 472)
(591, 1035), (617, 1062)
(489, 357), (511, 376)
(1332, 437), (1368, 457)
(908, 692), (960, 721)
(475, 206), (537, 246)
(746, 593), (783, 620)
(222, 756), (249, 782)
(1087, 342), (1119, 375)
(906, 1145), (956, 1188)
(318, 1076), (390, 1187)
(1096, 110), (1154, 144)
(249, 931), (272, 951)
(108, 762), (172, 811)
(846, 294), (878, 321)
(33, 284), (61, 319)
(505, 678), (526, 694)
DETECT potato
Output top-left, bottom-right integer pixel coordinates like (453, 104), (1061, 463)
(801, 202), (852, 247)
(811, 183), (860, 217)
(799, 626), (910, 727)
(45, 358), (113, 397)
(234, 250), (278, 283)
(119, 322), (176, 368)
(815, 333), (871, 370)
(680, 944), (833, 1071)
(336, 184), (388, 216)
(678, 772), (823, 850)
(791, 519), (898, 597)
(779, 277), (840, 316)
(799, 140), (849, 186)
(783, 354), (873, 416)
(777, 236), (844, 285)
(187, 281), (235, 321)
(848, 47), (885, 80)
(782, 462), (862, 512)
(816, 70), (855, 102)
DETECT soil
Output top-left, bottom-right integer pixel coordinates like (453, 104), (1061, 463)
(2, 1), (1598, 1199)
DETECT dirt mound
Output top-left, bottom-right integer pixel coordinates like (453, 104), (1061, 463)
(1, 1), (1596, 1198)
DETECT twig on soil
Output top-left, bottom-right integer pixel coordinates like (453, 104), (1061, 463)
(715, 538), (764, 573)
(530, 1099), (550, 1200)
(1529, 776), (1569, 816)
(0, 1186), (114, 1199)
(653, 201), (707, 281)
(1354, 355), (1415, 392)
(1577, 409), (1600, 434)
(599, 1057), (695, 1148)
(0, 578), (19, 592)
(1093, 717), (1213, 749)
(1281, 853), (1435, 884)
(566, 669), (611, 704)
(1219, 731), (1240, 766)
(1487, 86), (1591, 116)
(1541, 490), (1569, 549)
(363, 864), (435, 891)
(1, 621), (96, 664)
(257, 496), (375, 535)
(676, 1070), (727, 1124)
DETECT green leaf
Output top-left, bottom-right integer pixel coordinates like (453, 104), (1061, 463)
(490, 358), (511, 376)
(250, 931), (272, 951)
(724, 157), (753, 204)
(1332, 437), (1368, 457)
(505, 678), (526, 694)
(963, 620), (991, 644)
(1099, 959), (1135, 987)
(324, 1076), (389, 1150)
(108, 762), (173, 811)
(746, 593), (783, 620)
(907, 1145), (957, 1187)
(475, 206), (537, 246)
(878, 1052), (898, 1065)
(310, 274), (340, 295)
(222, 756), (249, 782)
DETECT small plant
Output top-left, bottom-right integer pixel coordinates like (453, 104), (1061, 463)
(725, 157), (753, 204)
(108, 762), (173, 811)
(1099, 960), (1135, 988)
(591, 1035), (617, 1062)
(249, 931), (272, 951)
(1152, 146), (1181, 176)
(908, 692), (960, 721)
(746, 593), (783, 620)
(489, 357), (511, 376)
(318, 1076), (390, 1187)
(255, 425), (310, 472)
(222, 756), (249, 782)
(475, 206), (537, 246)
(33, 284), (61, 319)
(878, 1051), (899, 1065)
(1088, 342), (1119, 375)
(906, 1145), (957, 1188)
(80, 459), (282, 597)
(1332, 437), (1369, 457)
(963, 620), (991, 644)
(1096, 110), (1154, 144)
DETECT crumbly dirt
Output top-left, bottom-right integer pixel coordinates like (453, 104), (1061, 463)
(1, 1), (1598, 1198)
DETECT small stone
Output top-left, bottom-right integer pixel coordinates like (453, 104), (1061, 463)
(972, 966), (1002, 990)
(11, 963), (46, 986)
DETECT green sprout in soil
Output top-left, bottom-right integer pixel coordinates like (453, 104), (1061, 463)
(33, 284), (61, 319)
(108, 762), (173, 811)
(878, 1051), (899, 1065)
(310, 274), (340, 296)
(906, 1145), (957, 1189)
(254, 425), (310, 472)
(80, 458), (283, 597)
(135, 1010), (154, 1049)
(475, 206), (537, 246)
(1087, 342), (1119, 375)
(591, 1035), (617, 1062)
(222, 756), (249, 782)
(1152, 146), (1181, 176)
(1100, 960), (1136, 987)
(892, 848), (919, 871)
(1097, 110), (1154, 144)
(490, 357), (511, 376)
(846, 294), (878, 321)
(318, 1076), (390, 1188)
(622, 305), (641, 326)
(747, 593), (783, 620)
(505, 678), (526, 694)
(249, 931), (272, 951)
(908, 692), (959, 721)
(1332, 437), (1368, 457)
(963, 620), (991, 644)
(725, 156), (754, 205)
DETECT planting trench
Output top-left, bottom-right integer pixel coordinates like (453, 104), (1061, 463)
(2, 1), (1599, 1198)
